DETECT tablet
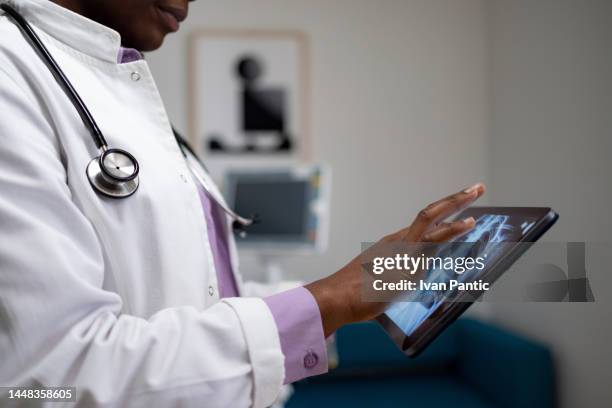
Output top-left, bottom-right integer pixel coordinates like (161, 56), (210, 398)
(376, 207), (558, 357)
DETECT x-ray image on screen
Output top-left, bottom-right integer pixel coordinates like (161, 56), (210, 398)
(385, 214), (536, 336)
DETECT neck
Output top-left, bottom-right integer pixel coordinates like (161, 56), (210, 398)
(50, 0), (87, 18)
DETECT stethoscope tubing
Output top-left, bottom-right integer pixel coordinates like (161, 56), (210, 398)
(1, 3), (255, 230)
(1, 4), (107, 150)
(173, 130), (255, 228)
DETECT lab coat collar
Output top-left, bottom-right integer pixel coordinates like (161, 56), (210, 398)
(2, 0), (123, 64)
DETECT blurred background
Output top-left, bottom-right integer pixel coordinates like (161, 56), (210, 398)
(147, 0), (612, 407)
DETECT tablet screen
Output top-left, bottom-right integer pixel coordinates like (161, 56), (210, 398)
(384, 212), (539, 337)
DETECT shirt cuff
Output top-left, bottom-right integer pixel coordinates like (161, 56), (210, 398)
(264, 286), (328, 384)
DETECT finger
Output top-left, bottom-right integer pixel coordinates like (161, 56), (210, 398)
(424, 221), (452, 234)
(384, 183), (485, 242)
(428, 183), (486, 215)
(422, 217), (476, 243)
(406, 182), (485, 240)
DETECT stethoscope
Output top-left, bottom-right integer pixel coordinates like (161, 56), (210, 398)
(0, 4), (255, 234)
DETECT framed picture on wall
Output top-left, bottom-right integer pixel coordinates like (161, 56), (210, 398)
(188, 29), (311, 165)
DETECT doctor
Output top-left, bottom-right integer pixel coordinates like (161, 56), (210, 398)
(0, 0), (485, 406)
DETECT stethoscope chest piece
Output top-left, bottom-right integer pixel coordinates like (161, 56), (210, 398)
(2, 3), (254, 227)
(86, 148), (140, 198)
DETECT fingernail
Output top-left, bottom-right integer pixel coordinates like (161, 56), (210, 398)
(463, 217), (476, 225)
(463, 183), (482, 194)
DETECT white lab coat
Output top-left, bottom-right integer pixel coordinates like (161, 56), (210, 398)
(0, 0), (294, 406)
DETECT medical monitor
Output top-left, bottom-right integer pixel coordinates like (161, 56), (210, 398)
(225, 166), (330, 252)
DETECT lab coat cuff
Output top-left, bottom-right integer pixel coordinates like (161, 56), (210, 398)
(222, 297), (285, 408)
(264, 287), (329, 384)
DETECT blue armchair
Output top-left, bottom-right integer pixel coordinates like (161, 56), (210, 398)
(287, 318), (555, 408)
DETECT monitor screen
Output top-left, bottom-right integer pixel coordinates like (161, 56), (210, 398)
(225, 168), (328, 248)
(233, 179), (309, 238)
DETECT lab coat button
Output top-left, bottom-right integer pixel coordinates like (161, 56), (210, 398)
(303, 350), (319, 368)
(180, 174), (188, 183)
(208, 285), (215, 296)
(130, 72), (141, 81)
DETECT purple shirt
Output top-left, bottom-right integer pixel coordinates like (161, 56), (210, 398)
(116, 48), (328, 384)
(197, 187), (327, 383)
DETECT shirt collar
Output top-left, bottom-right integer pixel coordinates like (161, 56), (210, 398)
(2, 0), (126, 64)
(117, 47), (143, 64)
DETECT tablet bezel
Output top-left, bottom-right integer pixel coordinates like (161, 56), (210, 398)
(376, 207), (558, 357)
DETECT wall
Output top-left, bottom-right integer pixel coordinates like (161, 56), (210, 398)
(148, 0), (612, 406)
(148, 0), (490, 282)
(487, 0), (612, 406)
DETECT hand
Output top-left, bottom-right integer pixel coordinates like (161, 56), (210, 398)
(305, 183), (486, 337)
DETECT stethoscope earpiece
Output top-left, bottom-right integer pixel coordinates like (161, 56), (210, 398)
(86, 148), (140, 198)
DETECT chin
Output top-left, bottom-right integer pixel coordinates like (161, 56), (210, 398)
(124, 29), (167, 52)
(140, 37), (165, 52)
